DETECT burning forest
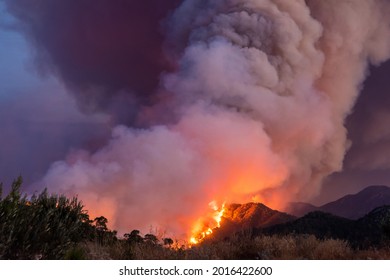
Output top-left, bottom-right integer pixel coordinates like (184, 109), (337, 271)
(2, 0), (390, 246)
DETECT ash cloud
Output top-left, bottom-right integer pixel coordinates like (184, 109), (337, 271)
(3, 0), (181, 123)
(6, 0), (390, 237)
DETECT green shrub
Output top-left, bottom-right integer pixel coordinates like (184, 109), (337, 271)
(0, 177), (93, 259)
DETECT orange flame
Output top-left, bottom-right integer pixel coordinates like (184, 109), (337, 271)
(189, 200), (226, 245)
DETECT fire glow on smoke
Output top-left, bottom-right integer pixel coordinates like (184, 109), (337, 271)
(23, 0), (390, 241)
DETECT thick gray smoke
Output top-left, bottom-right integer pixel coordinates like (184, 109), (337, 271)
(40, 0), (390, 237)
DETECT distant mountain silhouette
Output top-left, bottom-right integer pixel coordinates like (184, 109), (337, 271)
(259, 206), (390, 249)
(286, 185), (390, 219)
(261, 211), (355, 241)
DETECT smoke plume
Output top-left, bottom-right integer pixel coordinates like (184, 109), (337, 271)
(3, 0), (181, 124)
(7, 0), (390, 237)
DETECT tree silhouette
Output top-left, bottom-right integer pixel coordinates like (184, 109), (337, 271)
(94, 216), (108, 231)
(144, 234), (159, 245)
(163, 238), (174, 247)
(124, 230), (144, 244)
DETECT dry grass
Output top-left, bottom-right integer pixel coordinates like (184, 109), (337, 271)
(252, 235), (352, 259)
(182, 234), (353, 260)
(76, 234), (390, 260)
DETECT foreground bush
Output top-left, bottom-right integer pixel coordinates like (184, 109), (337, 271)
(0, 177), (92, 259)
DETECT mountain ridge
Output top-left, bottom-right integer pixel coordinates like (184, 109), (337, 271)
(286, 185), (390, 219)
(212, 186), (390, 249)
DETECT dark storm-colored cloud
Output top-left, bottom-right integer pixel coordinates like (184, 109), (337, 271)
(3, 0), (182, 123)
(0, 80), (112, 189)
(344, 61), (390, 170)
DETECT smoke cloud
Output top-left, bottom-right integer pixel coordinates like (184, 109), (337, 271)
(3, 0), (181, 123)
(6, 0), (390, 237)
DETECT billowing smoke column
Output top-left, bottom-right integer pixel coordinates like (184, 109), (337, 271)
(11, 0), (390, 237)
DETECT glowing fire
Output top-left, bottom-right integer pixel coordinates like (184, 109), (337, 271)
(189, 200), (226, 245)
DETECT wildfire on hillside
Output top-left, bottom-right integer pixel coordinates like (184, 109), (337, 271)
(189, 201), (226, 245)
(187, 198), (298, 245)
